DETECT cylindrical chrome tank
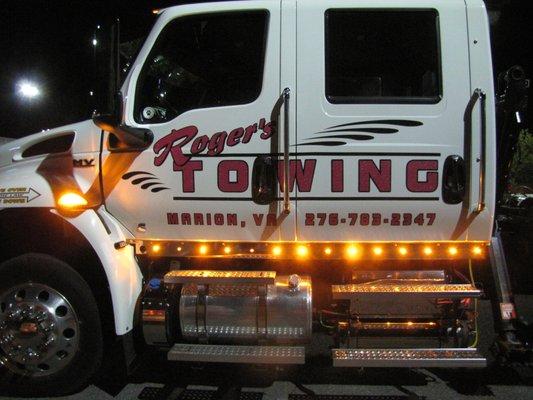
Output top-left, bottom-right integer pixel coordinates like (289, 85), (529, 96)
(179, 275), (312, 343)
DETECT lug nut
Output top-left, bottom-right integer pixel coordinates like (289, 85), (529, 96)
(40, 322), (54, 333)
(7, 310), (22, 321)
(35, 311), (48, 322)
(40, 336), (55, 351)
(25, 348), (40, 360)
(0, 333), (14, 345)
(9, 345), (23, 357)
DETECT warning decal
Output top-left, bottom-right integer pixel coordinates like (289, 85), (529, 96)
(0, 187), (41, 204)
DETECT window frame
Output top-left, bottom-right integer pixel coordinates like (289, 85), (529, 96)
(324, 8), (443, 105)
(133, 10), (270, 125)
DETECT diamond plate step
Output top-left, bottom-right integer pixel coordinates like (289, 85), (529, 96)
(332, 283), (481, 299)
(332, 348), (486, 368)
(168, 344), (305, 364)
(164, 270), (276, 285)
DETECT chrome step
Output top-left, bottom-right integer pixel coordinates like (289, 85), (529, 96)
(332, 283), (482, 299)
(332, 348), (486, 368)
(164, 270), (276, 285)
(168, 343), (305, 364)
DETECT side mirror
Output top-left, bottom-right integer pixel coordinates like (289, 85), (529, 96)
(252, 156), (278, 205)
(442, 155), (466, 204)
(93, 92), (153, 149)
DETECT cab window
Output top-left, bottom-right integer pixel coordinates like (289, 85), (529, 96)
(134, 11), (268, 124)
(325, 9), (441, 104)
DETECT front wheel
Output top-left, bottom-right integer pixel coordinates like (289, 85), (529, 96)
(0, 254), (103, 396)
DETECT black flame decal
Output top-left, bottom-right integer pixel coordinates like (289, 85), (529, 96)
(297, 119), (423, 147)
(122, 171), (169, 193)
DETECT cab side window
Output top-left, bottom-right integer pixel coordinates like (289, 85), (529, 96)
(135, 11), (267, 124)
(326, 10), (441, 104)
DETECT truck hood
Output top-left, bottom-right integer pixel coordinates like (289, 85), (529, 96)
(0, 120), (101, 169)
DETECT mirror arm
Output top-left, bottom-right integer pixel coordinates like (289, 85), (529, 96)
(93, 114), (154, 148)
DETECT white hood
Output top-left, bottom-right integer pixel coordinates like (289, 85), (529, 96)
(0, 119), (101, 168)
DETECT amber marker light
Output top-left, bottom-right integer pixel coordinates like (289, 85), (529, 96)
(423, 246), (433, 256)
(448, 246), (458, 256)
(199, 245), (208, 255)
(373, 246), (383, 256)
(249, 248), (255, 253)
(324, 247), (332, 256)
(177, 246), (182, 252)
(472, 246), (483, 256)
(296, 245), (309, 258)
(398, 246), (408, 256)
(223, 246), (231, 254)
(57, 192), (88, 209)
(152, 244), (161, 253)
(272, 246), (282, 256)
(346, 245), (359, 259)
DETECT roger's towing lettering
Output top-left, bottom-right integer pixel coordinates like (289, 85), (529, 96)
(166, 158), (439, 196)
(153, 118), (273, 168)
(0, 187), (41, 204)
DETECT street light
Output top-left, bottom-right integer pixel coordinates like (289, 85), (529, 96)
(17, 81), (40, 99)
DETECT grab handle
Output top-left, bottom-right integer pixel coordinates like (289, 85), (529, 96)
(465, 89), (486, 214)
(282, 87), (291, 214)
(473, 89), (487, 213)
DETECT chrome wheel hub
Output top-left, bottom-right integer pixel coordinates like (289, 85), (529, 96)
(0, 283), (80, 377)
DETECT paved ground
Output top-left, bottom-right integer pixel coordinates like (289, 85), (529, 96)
(1, 296), (532, 400)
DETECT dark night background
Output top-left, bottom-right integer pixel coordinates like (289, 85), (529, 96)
(0, 0), (531, 139)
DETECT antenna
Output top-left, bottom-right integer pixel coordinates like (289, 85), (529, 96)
(115, 18), (121, 95)
(108, 18), (122, 120)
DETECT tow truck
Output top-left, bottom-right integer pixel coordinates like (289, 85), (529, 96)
(0, 0), (530, 396)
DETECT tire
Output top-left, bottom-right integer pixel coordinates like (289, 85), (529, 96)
(0, 253), (103, 396)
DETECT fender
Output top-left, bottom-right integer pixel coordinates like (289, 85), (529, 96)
(55, 208), (142, 335)
(0, 207), (142, 336)
(0, 119), (142, 335)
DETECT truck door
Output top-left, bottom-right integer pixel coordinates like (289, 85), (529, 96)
(295, 0), (479, 242)
(104, 1), (293, 242)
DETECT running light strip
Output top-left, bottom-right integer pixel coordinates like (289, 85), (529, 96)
(133, 240), (488, 260)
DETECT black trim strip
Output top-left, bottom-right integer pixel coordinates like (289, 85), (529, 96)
(184, 152), (442, 158)
(172, 196), (439, 201)
(122, 170), (155, 179)
(318, 127), (399, 134)
(297, 152), (441, 156)
(296, 141), (348, 146)
(306, 134), (375, 141)
(328, 120), (424, 129)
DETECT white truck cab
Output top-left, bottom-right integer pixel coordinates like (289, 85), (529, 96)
(0, 0), (527, 396)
